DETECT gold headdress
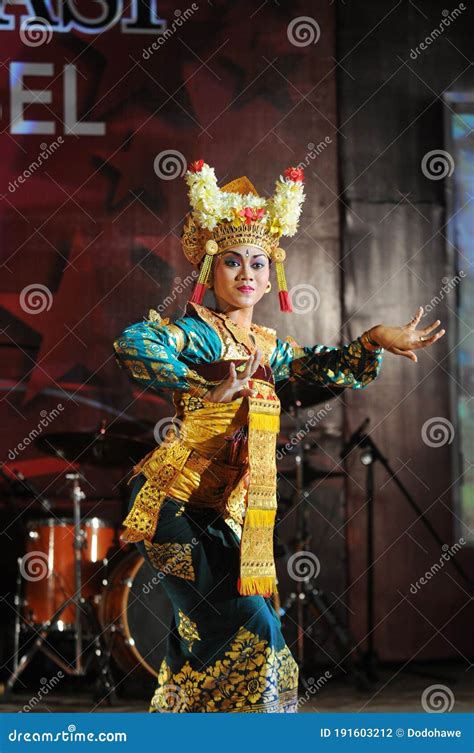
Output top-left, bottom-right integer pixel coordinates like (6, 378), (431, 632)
(181, 160), (306, 312)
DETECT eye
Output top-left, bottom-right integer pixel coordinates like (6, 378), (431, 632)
(252, 262), (265, 269)
(224, 259), (239, 267)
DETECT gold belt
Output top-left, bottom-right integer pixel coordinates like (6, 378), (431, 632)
(167, 449), (245, 514)
(121, 436), (246, 528)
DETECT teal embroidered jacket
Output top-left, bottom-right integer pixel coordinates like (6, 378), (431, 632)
(113, 302), (384, 396)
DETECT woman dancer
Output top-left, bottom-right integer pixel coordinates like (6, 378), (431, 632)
(113, 160), (445, 712)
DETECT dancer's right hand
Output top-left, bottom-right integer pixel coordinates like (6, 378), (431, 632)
(202, 349), (263, 403)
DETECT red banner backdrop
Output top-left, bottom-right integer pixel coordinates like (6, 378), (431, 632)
(0, 0), (340, 624)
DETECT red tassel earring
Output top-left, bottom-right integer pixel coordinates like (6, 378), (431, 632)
(189, 239), (219, 305)
(273, 247), (292, 313)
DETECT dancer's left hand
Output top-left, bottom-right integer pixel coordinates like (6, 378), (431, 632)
(369, 306), (445, 363)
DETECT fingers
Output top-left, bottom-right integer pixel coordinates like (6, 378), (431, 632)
(250, 348), (263, 376)
(392, 346), (418, 362)
(228, 360), (252, 391)
(239, 349), (263, 379)
(415, 329), (445, 348)
(238, 386), (257, 398)
(228, 350), (263, 397)
(408, 305), (423, 328)
(419, 318), (442, 335)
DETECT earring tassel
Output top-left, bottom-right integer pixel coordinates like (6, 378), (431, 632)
(189, 282), (207, 304)
(189, 251), (214, 305)
(275, 259), (292, 312)
(278, 290), (292, 312)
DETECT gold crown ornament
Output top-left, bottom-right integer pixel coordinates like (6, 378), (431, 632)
(181, 160), (306, 312)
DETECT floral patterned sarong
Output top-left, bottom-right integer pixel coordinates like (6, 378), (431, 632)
(128, 473), (299, 713)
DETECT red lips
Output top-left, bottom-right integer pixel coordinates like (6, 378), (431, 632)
(236, 286), (255, 292)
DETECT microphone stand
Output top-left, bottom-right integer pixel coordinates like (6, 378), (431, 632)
(341, 418), (473, 684)
(280, 387), (367, 689)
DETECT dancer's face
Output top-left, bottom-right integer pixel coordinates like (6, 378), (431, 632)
(211, 244), (270, 311)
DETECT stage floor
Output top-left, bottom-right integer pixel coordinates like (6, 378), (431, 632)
(0, 662), (471, 713)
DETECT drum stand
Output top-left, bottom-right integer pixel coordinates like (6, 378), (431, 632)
(279, 396), (368, 691)
(4, 473), (117, 704)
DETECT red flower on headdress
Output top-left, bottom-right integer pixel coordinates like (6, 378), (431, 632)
(188, 159), (204, 173)
(283, 166), (305, 183)
(238, 206), (266, 225)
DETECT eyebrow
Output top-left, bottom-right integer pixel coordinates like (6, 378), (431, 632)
(223, 251), (267, 259)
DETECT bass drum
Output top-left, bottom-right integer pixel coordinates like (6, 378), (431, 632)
(23, 517), (116, 628)
(100, 550), (173, 678)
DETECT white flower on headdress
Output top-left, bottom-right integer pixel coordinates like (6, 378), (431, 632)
(184, 161), (305, 238)
(267, 174), (305, 236)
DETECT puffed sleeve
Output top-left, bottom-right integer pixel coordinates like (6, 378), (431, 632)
(270, 333), (384, 390)
(113, 310), (222, 397)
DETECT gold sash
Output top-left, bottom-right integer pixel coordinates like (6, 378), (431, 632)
(120, 388), (280, 597)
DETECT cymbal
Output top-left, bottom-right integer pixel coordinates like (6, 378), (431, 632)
(36, 432), (154, 468)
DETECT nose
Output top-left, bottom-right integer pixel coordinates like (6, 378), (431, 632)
(237, 261), (254, 281)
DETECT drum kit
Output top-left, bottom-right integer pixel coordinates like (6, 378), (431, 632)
(2, 422), (173, 703)
(2, 384), (393, 701)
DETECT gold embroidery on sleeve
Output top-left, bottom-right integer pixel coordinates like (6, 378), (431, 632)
(121, 359), (149, 380)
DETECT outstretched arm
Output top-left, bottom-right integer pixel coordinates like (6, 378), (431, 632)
(270, 332), (384, 390)
(271, 306), (445, 388)
(368, 306), (445, 363)
(113, 310), (221, 397)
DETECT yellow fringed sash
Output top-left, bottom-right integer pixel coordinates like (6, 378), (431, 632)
(120, 390), (281, 598)
(237, 394), (280, 596)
